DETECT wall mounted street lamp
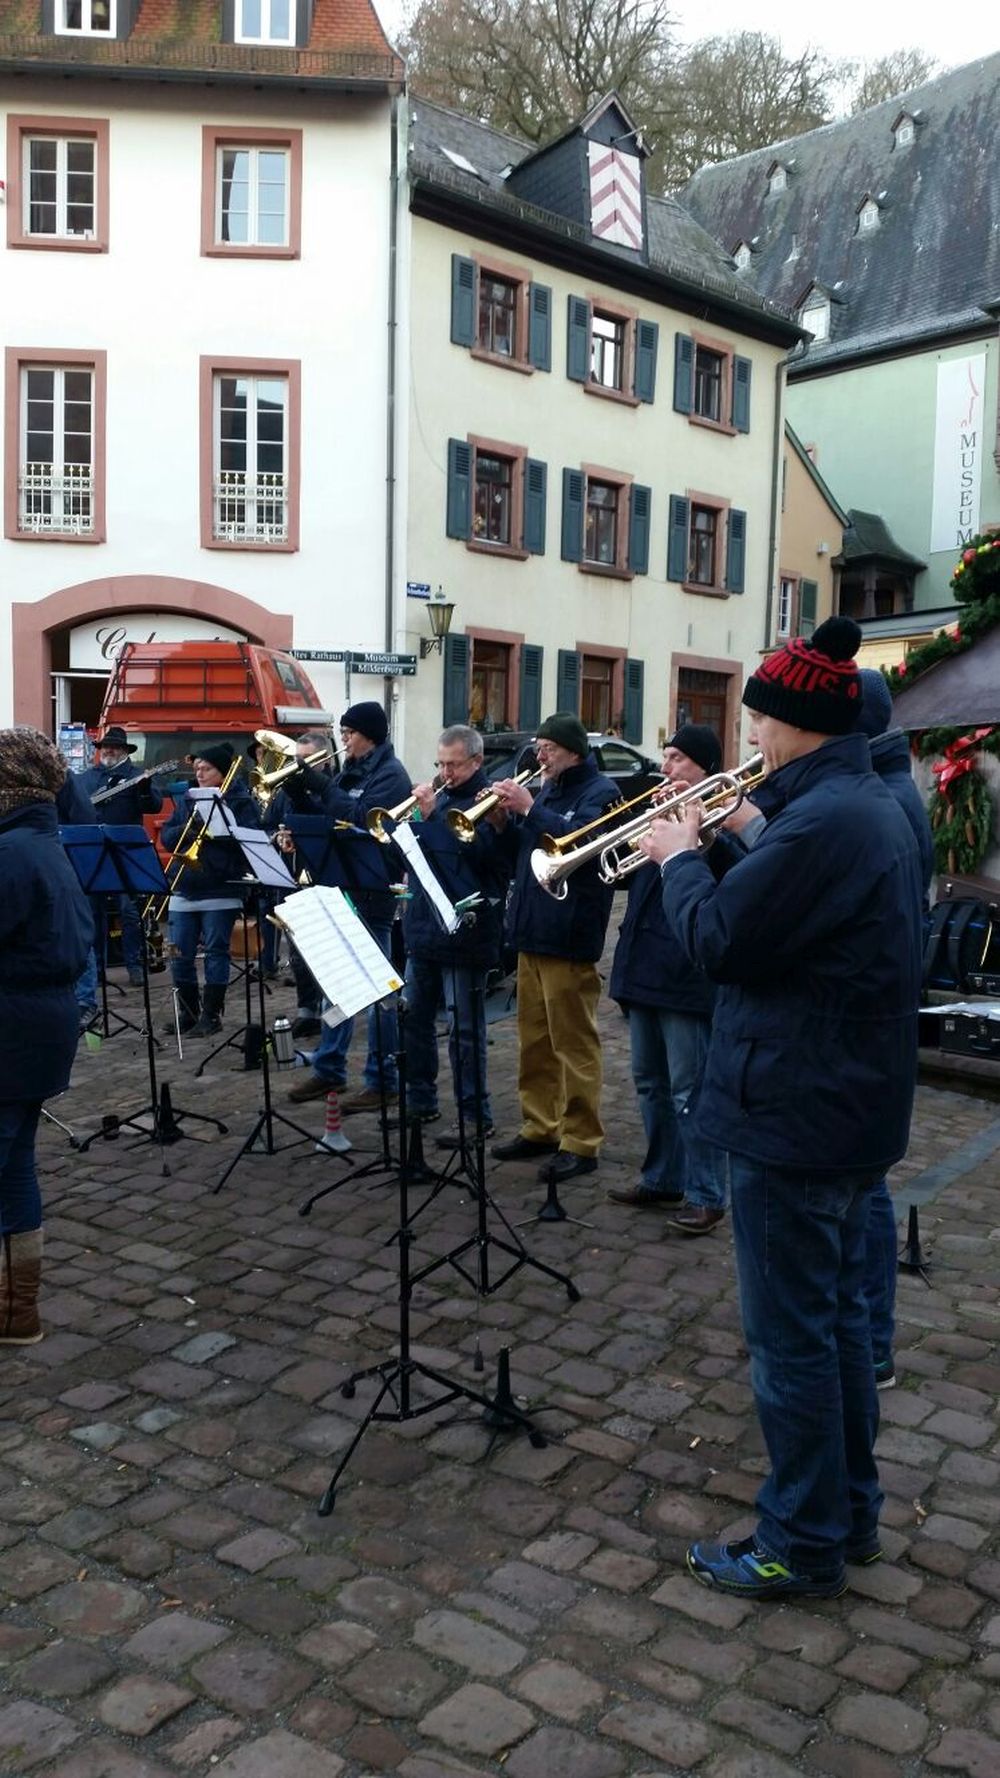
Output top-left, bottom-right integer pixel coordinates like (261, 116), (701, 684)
(420, 587), (456, 657)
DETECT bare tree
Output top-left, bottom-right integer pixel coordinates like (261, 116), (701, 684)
(846, 49), (938, 114)
(664, 32), (840, 187)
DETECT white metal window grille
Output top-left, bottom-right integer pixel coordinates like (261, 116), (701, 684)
(235, 0), (295, 44)
(25, 136), (96, 238)
(19, 366), (94, 534)
(217, 146), (289, 246)
(57, 0), (115, 33)
(214, 374), (288, 544)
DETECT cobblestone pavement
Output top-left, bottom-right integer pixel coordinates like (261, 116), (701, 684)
(2, 955), (1000, 1778)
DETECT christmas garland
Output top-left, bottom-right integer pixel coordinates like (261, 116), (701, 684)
(883, 533), (1000, 874)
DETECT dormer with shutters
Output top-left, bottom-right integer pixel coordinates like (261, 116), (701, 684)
(504, 94), (651, 263)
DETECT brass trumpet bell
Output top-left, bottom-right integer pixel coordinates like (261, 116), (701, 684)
(366, 792), (421, 843)
(252, 729), (332, 809)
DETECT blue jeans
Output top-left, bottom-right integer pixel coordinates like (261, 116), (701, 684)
(628, 1006), (726, 1206)
(404, 955), (491, 1127)
(729, 1154), (883, 1576)
(168, 907), (239, 990)
(864, 1177), (896, 1365)
(0, 1102), (43, 1235)
(310, 920), (398, 1094)
(75, 948), (99, 1012)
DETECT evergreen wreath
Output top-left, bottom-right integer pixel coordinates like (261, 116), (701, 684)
(883, 532), (1000, 874)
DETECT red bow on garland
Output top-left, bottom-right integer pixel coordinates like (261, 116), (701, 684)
(931, 727), (995, 794)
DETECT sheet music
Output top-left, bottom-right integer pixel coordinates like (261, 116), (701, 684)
(391, 822), (462, 935)
(230, 829), (297, 889)
(273, 886), (402, 1026)
(188, 788), (232, 837)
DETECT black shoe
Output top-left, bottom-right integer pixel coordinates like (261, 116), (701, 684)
(492, 1134), (559, 1161)
(437, 1124), (495, 1149)
(288, 1073), (334, 1104)
(291, 1014), (322, 1039)
(667, 1204), (725, 1236)
(607, 1185), (684, 1208)
(341, 1087), (398, 1115)
(541, 1151), (598, 1183)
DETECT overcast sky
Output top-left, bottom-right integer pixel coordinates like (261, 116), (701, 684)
(379, 0), (999, 80)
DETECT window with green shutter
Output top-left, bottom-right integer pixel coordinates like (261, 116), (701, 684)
(799, 578), (818, 638)
(556, 649), (580, 713)
(519, 643), (543, 730)
(623, 658), (645, 744)
(442, 633), (470, 725)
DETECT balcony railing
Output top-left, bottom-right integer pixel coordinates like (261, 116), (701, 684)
(213, 471), (288, 544)
(18, 462), (94, 534)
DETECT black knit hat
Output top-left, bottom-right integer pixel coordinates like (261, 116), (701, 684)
(341, 702), (388, 745)
(193, 743), (236, 776)
(536, 712), (589, 757)
(743, 617), (863, 735)
(667, 723), (722, 776)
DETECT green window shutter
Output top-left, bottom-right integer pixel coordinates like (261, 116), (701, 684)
(731, 355), (752, 432)
(519, 643), (544, 730)
(442, 633), (470, 725)
(633, 319), (659, 402)
(566, 295), (591, 383)
(673, 334), (693, 414)
(528, 283), (552, 371)
(799, 578), (818, 638)
(561, 468), (584, 562)
(556, 649), (580, 714)
(446, 438), (472, 540)
(523, 458), (547, 555)
(725, 509), (747, 593)
(623, 658), (644, 745)
(667, 494), (689, 582)
(628, 483), (651, 576)
(450, 255), (476, 347)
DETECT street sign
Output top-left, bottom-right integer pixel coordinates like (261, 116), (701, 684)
(347, 651), (418, 677)
(289, 649), (347, 663)
(406, 582), (432, 599)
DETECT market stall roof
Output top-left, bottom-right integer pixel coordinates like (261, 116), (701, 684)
(891, 625), (1000, 728)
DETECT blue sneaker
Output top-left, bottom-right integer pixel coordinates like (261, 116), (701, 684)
(686, 1536), (846, 1599)
(873, 1355), (896, 1390)
(845, 1535), (882, 1566)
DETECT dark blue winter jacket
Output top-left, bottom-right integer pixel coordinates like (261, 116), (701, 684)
(79, 759), (163, 826)
(870, 729), (934, 900)
(264, 765), (342, 831)
(503, 754), (619, 963)
(610, 861), (715, 1015)
(322, 740), (412, 926)
(0, 803), (94, 1103)
(661, 733), (923, 1173)
(161, 780), (262, 902)
(403, 769), (510, 970)
(56, 773), (98, 826)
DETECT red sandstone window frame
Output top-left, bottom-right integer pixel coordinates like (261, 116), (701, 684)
(4, 346), (107, 544)
(199, 356), (301, 553)
(5, 114), (110, 254)
(200, 126), (303, 260)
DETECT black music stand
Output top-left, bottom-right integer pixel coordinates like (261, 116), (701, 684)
(316, 1003), (546, 1518)
(61, 826), (227, 1173)
(193, 901), (270, 1078)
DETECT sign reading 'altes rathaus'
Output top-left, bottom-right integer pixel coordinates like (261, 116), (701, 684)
(930, 354), (986, 555)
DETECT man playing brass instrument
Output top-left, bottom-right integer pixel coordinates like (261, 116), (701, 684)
(641, 616), (922, 1601)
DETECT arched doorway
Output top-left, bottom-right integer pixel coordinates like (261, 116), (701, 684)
(12, 575), (293, 733)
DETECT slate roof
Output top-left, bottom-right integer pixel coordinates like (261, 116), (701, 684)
(408, 97), (803, 346)
(0, 0), (402, 86)
(837, 510), (926, 571)
(681, 53), (1000, 369)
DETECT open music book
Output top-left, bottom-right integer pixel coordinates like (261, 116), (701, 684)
(272, 885), (403, 1027)
(390, 821), (464, 935)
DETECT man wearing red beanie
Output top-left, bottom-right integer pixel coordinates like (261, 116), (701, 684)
(642, 617), (923, 1600)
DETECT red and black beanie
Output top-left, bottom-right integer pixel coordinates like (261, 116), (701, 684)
(742, 617), (863, 735)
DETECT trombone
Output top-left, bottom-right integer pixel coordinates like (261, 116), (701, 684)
(145, 753), (244, 921)
(446, 764), (540, 842)
(529, 754), (766, 900)
(252, 729), (334, 812)
(367, 777), (445, 844)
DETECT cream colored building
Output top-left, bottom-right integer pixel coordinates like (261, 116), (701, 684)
(776, 424), (847, 645)
(400, 96), (804, 768)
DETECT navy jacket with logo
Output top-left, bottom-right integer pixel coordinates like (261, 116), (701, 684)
(870, 729), (934, 900)
(503, 753), (619, 963)
(610, 860), (715, 1016)
(323, 740), (412, 927)
(403, 768), (510, 970)
(661, 733), (923, 1173)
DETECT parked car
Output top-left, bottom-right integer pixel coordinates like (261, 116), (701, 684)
(481, 731), (661, 799)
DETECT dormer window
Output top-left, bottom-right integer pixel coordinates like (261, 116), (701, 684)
(234, 0), (295, 46)
(800, 296), (831, 342)
(768, 166), (787, 195)
(733, 241), (753, 273)
(858, 198), (880, 233)
(57, 0), (115, 33)
(893, 115), (916, 148)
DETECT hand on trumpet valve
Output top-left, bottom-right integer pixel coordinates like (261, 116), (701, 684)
(412, 781), (441, 819)
(493, 777), (533, 817)
(638, 803), (702, 865)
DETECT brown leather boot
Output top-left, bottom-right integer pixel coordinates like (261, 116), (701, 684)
(0, 1229), (44, 1344)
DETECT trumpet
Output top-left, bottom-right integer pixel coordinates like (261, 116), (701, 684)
(252, 729), (334, 812)
(144, 754), (244, 921)
(367, 777), (444, 844)
(529, 754), (766, 899)
(446, 765), (539, 842)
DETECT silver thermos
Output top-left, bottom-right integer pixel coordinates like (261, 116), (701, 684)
(272, 1016), (295, 1067)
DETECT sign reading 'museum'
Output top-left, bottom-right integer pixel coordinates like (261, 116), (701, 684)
(930, 354), (985, 555)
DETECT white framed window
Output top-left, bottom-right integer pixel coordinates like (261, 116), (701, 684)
(213, 373), (288, 544)
(234, 0), (295, 45)
(216, 145), (289, 247)
(56, 0), (116, 34)
(894, 119), (914, 147)
(19, 365), (95, 535)
(777, 576), (796, 637)
(858, 200), (880, 232)
(24, 135), (96, 239)
(800, 298), (831, 343)
(768, 166), (787, 195)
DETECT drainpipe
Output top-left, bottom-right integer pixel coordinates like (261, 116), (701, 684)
(383, 92), (401, 725)
(764, 353), (787, 652)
